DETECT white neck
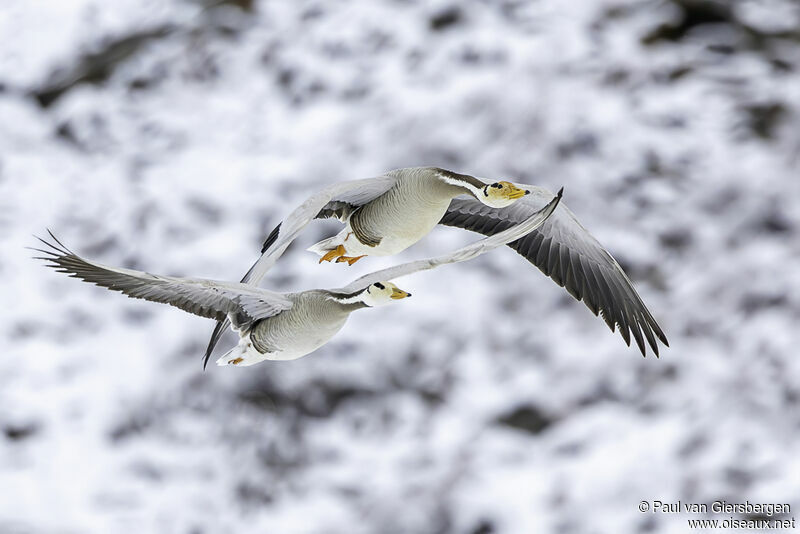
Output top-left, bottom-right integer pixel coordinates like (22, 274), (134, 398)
(435, 171), (485, 199)
(328, 293), (366, 305)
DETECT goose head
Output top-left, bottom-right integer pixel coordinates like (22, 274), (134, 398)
(480, 181), (530, 208)
(362, 282), (411, 307)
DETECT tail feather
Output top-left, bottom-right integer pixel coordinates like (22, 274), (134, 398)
(306, 235), (341, 257)
(216, 344), (243, 366)
(216, 340), (266, 367)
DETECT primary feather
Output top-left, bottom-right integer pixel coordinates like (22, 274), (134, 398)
(440, 186), (668, 356)
(34, 232), (292, 331)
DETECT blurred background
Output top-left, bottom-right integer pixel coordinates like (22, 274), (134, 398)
(2, 0), (800, 533)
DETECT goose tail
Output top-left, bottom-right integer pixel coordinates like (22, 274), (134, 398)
(306, 235), (343, 257)
(216, 339), (265, 367)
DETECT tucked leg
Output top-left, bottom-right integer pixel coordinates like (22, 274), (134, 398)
(319, 244), (346, 263)
(335, 255), (366, 266)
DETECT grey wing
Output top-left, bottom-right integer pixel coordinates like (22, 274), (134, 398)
(313, 175), (400, 222)
(336, 189), (562, 294)
(34, 234), (293, 331)
(439, 186), (668, 356)
(244, 174), (398, 283)
(204, 174), (397, 365)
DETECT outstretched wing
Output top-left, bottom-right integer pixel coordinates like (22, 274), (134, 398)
(335, 188), (562, 294)
(34, 233), (293, 332)
(245, 175), (398, 282)
(204, 174), (398, 364)
(439, 186), (668, 356)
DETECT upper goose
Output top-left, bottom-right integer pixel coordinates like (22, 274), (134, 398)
(34, 191), (560, 368)
(206, 167), (667, 360)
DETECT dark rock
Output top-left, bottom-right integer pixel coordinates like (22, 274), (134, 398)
(236, 481), (274, 505)
(122, 308), (154, 324)
(186, 197), (223, 224)
(222, 0), (254, 11)
(556, 131), (598, 159)
(429, 6), (462, 31)
(659, 228), (693, 251)
(31, 25), (175, 108)
(637, 514), (659, 533)
(4, 422), (39, 442)
(471, 519), (496, 534)
(668, 65), (693, 81)
(603, 67), (630, 86)
(740, 292), (788, 315)
(128, 77), (153, 91)
(677, 433), (708, 458)
(724, 466), (754, 489)
(741, 102), (788, 140)
(496, 404), (554, 434)
(189, 0), (255, 12)
(641, 0), (800, 50)
(109, 414), (152, 443)
(759, 210), (794, 234)
(641, 0), (735, 45)
(770, 58), (793, 72)
(708, 43), (736, 55)
(55, 121), (81, 147)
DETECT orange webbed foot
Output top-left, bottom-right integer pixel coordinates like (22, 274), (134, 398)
(319, 245), (346, 264)
(336, 255), (366, 266)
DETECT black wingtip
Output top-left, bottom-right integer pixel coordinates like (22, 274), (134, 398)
(260, 222), (282, 254)
(202, 320), (227, 370)
(202, 339), (212, 371)
(32, 232), (69, 257)
(556, 186), (564, 198)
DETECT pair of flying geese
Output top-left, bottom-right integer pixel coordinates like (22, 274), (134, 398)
(37, 167), (668, 367)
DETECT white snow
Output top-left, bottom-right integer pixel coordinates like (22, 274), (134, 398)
(2, 1), (799, 533)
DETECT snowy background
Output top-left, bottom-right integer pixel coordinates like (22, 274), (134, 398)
(2, 1), (800, 533)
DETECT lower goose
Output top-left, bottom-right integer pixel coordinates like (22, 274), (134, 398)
(34, 191), (560, 367)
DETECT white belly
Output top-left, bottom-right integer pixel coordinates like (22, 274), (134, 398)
(263, 330), (338, 361)
(340, 200), (451, 256)
(341, 229), (424, 256)
(217, 317), (344, 366)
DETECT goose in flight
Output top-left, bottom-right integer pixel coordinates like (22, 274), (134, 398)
(206, 167), (668, 361)
(34, 190), (561, 367)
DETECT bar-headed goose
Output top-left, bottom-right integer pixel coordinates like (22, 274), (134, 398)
(34, 190), (561, 368)
(208, 167), (667, 360)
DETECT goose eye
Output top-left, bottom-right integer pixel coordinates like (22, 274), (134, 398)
(492, 183), (502, 189)
(374, 282), (385, 290)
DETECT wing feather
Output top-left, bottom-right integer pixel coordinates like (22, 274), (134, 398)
(439, 186), (668, 356)
(204, 175), (398, 363)
(336, 189), (562, 294)
(35, 235), (293, 331)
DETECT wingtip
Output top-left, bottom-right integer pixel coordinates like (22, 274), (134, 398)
(202, 346), (213, 370)
(556, 186), (564, 198)
(202, 321), (228, 370)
